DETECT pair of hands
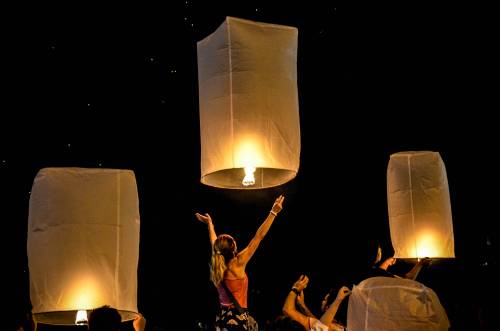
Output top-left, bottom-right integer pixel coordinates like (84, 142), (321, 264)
(417, 257), (432, 266)
(292, 275), (351, 303)
(195, 195), (285, 224)
(380, 256), (432, 270)
(292, 275), (309, 308)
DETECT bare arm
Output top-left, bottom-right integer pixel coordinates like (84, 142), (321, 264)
(404, 257), (431, 280)
(282, 275), (311, 330)
(296, 291), (315, 318)
(237, 195), (284, 266)
(195, 213), (217, 246)
(319, 286), (350, 326)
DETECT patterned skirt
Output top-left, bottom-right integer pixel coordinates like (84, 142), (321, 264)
(215, 306), (258, 331)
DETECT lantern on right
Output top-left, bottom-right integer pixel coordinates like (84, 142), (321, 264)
(387, 151), (455, 259)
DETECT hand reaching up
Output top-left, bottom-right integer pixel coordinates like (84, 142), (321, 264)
(336, 286), (351, 302)
(195, 212), (212, 225)
(133, 313), (146, 331)
(271, 195), (285, 215)
(292, 274), (309, 292)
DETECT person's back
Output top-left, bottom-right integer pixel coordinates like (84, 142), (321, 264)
(196, 194), (285, 330)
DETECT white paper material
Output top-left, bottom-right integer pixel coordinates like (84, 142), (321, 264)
(27, 168), (140, 324)
(387, 151), (455, 258)
(347, 277), (450, 331)
(197, 17), (300, 188)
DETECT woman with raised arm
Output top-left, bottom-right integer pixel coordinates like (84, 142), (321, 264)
(196, 195), (285, 331)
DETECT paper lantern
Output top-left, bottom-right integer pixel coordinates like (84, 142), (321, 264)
(347, 277), (450, 331)
(197, 17), (300, 189)
(387, 151), (455, 258)
(27, 168), (140, 325)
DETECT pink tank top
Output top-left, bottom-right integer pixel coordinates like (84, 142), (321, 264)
(217, 273), (248, 308)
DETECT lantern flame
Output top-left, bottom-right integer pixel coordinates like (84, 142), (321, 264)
(75, 310), (88, 325)
(242, 166), (256, 186)
(236, 137), (263, 187)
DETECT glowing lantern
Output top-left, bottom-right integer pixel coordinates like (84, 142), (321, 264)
(27, 168), (140, 325)
(197, 16), (300, 189)
(387, 151), (455, 258)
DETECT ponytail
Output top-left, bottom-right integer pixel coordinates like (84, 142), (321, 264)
(210, 250), (227, 287)
(210, 234), (237, 287)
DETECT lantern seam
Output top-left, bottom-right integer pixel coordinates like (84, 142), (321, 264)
(227, 18), (235, 167)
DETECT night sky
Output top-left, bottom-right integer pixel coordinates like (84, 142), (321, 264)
(4, 2), (498, 330)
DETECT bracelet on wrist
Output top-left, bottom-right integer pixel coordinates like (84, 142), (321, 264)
(270, 210), (278, 216)
(291, 288), (300, 295)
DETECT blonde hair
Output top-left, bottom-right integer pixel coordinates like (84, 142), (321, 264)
(210, 234), (236, 286)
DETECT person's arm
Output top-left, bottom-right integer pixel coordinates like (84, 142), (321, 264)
(236, 195), (284, 266)
(379, 257), (396, 271)
(404, 257), (431, 280)
(296, 291), (315, 318)
(319, 286), (350, 326)
(133, 313), (146, 331)
(282, 275), (311, 330)
(195, 212), (217, 246)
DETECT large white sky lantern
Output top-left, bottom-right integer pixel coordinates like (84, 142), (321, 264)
(348, 277), (450, 331)
(387, 151), (455, 259)
(197, 17), (300, 189)
(27, 168), (140, 325)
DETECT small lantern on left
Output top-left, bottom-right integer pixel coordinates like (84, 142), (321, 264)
(27, 168), (140, 325)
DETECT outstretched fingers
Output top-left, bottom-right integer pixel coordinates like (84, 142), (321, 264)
(195, 212), (211, 224)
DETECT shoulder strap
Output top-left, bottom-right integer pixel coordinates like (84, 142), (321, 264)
(221, 280), (244, 315)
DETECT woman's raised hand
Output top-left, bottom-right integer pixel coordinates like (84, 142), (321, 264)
(195, 212), (212, 225)
(271, 195), (285, 215)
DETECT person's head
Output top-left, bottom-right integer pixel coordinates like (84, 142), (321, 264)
(359, 237), (382, 267)
(10, 310), (34, 331)
(210, 234), (237, 286)
(9, 297), (34, 331)
(375, 243), (382, 265)
(88, 305), (121, 331)
(321, 288), (337, 312)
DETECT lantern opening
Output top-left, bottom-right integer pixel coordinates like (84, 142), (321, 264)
(201, 167), (296, 189)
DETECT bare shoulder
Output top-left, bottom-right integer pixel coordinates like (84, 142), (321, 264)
(226, 259), (246, 279)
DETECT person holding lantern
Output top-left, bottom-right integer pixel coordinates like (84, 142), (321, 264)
(364, 239), (431, 281)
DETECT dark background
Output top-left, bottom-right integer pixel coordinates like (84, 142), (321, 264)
(3, 1), (498, 330)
